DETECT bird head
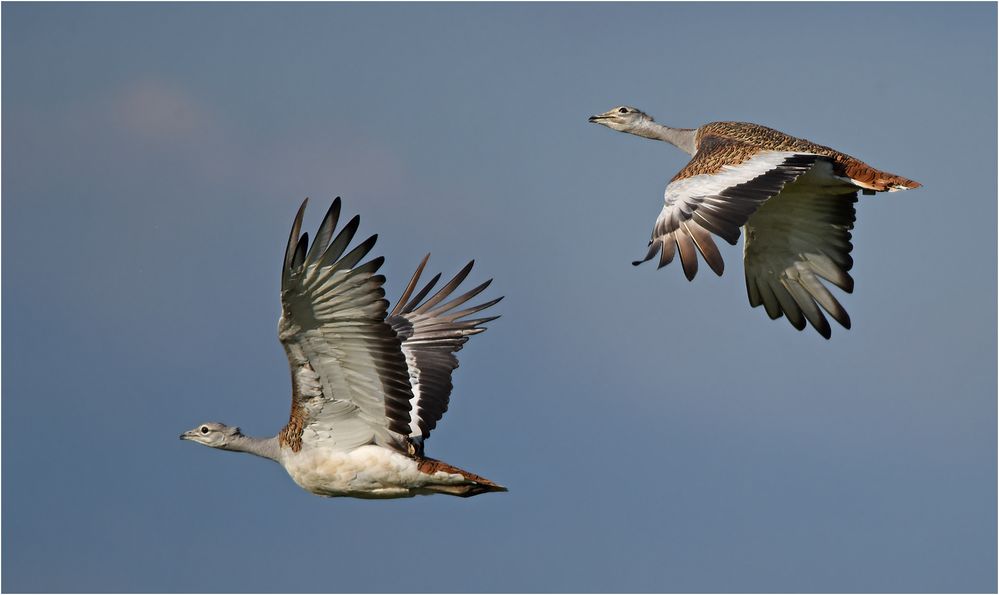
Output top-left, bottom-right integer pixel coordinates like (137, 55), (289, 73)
(180, 422), (241, 448)
(588, 105), (652, 132)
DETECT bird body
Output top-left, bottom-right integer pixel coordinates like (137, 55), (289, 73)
(681, 121), (919, 192)
(181, 198), (505, 499)
(280, 444), (470, 499)
(588, 106), (921, 338)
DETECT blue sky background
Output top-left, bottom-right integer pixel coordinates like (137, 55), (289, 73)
(3, 2), (995, 592)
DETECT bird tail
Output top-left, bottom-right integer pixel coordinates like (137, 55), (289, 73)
(417, 457), (508, 498)
(841, 160), (921, 192)
(873, 170), (922, 192)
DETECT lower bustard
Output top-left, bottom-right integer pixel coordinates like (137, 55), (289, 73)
(588, 106), (921, 339)
(181, 198), (506, 498)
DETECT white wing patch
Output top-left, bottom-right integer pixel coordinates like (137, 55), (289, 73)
(403, 348), (423, 436)
(664, 151), (801, 207)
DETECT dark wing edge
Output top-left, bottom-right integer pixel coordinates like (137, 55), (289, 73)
(386, 255), (502, 446)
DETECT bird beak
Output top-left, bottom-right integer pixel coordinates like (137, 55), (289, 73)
(588, 115), (604, 123)
(179, 431), (193, 441)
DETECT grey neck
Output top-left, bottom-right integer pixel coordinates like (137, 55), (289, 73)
(223, 434), (281, 462)
(631, 120), (697, 155)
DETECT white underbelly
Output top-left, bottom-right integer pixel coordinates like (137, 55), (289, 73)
(279, 444), (466, 499)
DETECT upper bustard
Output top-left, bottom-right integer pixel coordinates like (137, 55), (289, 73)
(181, 198), (506, 498)
(588, 106), (921, 339)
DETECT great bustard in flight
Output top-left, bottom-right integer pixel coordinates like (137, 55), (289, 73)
(181, 198), (506, 498)
(589, 106), (921, 339)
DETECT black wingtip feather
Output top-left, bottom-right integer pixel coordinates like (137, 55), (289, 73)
(282, 198), (309, 290)
(319, 214), (361, 267)
(442, 295), (504, 322)
(430, 278), (495, 317)
(338, 234), (378, 270)
(416, 261), (475, 314)
(405, 273), (442, 313)
(635, 239), (660, 267)
(292, 232), (309, 270)
(465, 315), (501, 327)
(392, 254), (432, 317)
(354, 255), (385, 276)
(305, 198), (342, 264)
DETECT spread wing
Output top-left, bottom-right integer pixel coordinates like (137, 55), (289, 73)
(277, 198), (414, 453)
(744, 160), (859, 339)
(386, 255), (501, 446)
(633, 135), (819, 280)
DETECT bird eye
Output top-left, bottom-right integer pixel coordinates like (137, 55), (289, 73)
(618, 107), (629, 114)
(200, 426), (209, 434)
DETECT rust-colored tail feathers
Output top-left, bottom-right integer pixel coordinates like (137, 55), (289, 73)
(418, 457), (508, 497)
(840, 159), (921, 192)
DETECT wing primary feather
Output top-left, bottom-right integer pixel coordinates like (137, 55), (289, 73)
(784, 279), (831, 339)
(799, 272), (851, 329)
(746, 273), (762, 307)
(282, 198), (309, 290)
(415, 261), (475, 314)
(634, 240), (661, 267)
(353, 255), (385, 276)
(292, 232), (309, 270)
(306, 197), (341, 264)
(429, 278), (493, 316)
(774, 279), (806, 330)
(441, 295), (504, 322)
(461, 315), (501, 327)
(335, 234), (378, 271)
(803, 253), (854, 293)
(692, 211), (740, 245)
(404, 273), (442, 313)
(683, 221), (724, 276)
(657, 237), (675, 269)
(319, 214), (361, 267)
(754, 279), (784, 320)
(674, 232), (699, 281)
(391, 254), (431, 317)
